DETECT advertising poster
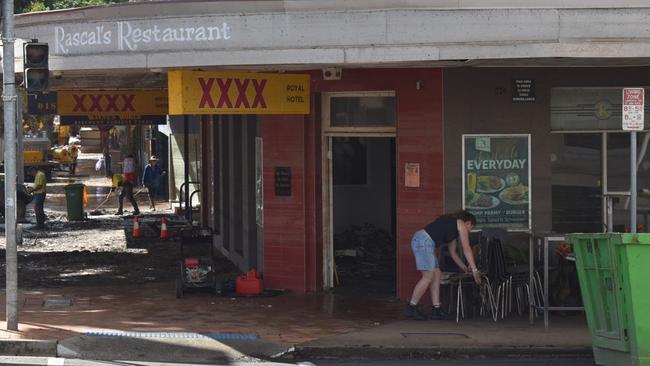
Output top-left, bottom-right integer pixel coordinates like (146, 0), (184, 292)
(405, 162), (421, 188)
(463, 134), (531, 230)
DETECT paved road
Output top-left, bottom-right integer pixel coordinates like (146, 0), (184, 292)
(0, 356), (597, 365)
(300, 358), (596, 366)
(0, 357), (296, 365)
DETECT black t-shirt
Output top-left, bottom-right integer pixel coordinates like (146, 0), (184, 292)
(423, 215), (459, 244)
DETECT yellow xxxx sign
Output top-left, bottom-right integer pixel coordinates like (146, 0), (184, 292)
(168, 71), (310, 115)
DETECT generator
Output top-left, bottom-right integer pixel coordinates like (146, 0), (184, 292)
(175, 227), (217, 298)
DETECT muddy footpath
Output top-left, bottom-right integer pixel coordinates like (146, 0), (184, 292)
(0, 212), (183, 288)
(0, 153), (238, 289)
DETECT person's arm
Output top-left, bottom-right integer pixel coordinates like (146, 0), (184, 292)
(457, 219), (481, 284)
(447, 240), (468, 273)
(142, 166), (149, 186)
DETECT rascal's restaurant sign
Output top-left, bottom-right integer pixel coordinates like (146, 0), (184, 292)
(58, 90), (168, 126)
(168, 70), (310, 115)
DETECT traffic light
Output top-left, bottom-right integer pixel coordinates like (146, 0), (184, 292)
(23, 42), (49, 92)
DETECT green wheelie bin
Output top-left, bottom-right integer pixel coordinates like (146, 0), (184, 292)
(64, 183), (85, 221)
(567, 233), (650, 366)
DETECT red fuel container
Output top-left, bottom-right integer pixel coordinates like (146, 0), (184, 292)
(184, 258), (200, 268)
(236, 269), (264, 295)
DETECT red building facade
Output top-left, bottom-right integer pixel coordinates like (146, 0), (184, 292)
(262, 68), (444, 299)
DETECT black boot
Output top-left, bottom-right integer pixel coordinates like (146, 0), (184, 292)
(430, 306), (449, 320)
(404, 304), (426, 320)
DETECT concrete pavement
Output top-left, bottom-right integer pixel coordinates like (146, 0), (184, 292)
(57, 336), (269, 364)
(307, 358), (596, 366)
(293, 317), (592, 361)
(50, 316), (593, 363)
(0, 339), (57, 357)
(0, 281), (593, 362)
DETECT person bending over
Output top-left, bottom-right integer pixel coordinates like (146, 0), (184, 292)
(405, 210), (481, 320)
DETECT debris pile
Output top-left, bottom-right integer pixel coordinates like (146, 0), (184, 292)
(334, 223), (395, 280)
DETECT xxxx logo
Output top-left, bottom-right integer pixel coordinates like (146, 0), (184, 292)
(198, 77), (267, 109)
(72, 94), (136, 113)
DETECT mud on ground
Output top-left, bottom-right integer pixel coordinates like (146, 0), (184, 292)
(0, 211), (239, 288)
(0, 152), (240, 289)
(0, 212), (166, 288)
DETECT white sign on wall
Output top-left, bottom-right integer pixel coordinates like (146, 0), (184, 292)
(623, 87), (645, 131)
(50, 20), (232, 55)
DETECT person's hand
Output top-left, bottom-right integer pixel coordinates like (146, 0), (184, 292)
(472, 269), (482, 285)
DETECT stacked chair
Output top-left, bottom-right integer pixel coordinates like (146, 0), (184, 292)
(448, 228), (544, 322)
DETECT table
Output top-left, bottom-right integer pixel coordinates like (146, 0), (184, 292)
(529, 234), (584, 328)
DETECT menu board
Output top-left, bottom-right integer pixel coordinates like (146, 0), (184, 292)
(462, 135), (531, 230)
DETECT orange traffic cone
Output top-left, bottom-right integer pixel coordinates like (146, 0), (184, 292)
(132, 216), (141, 238)
(160, 217), (169, 239)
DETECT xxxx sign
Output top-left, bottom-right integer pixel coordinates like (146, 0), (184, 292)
(58, 90), (167, 115)
(58, 90), (168, 126)
(168, 71), (310, 115)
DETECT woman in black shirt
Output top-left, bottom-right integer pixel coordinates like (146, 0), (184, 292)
(405, 210), (481, 320)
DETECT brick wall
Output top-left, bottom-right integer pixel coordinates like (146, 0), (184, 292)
(261, 115), (308, 290)
(262, 68), (443, 295)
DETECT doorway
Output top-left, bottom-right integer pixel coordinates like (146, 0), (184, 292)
(329, 136), (396, 295)
(321, 91), (398, 295)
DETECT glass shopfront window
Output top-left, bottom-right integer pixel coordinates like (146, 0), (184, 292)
(551, 133), (602, 233)
(329, 96), (396, 128)
(551, 131), (650, 233)
(550, 87), (650, 233)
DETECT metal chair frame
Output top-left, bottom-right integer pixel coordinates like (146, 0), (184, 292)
(447, 230), (545, 323)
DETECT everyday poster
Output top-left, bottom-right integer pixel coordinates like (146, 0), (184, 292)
(463, 135), (531, 230)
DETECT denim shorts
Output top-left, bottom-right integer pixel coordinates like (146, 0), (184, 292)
(411, 230), (438, 271)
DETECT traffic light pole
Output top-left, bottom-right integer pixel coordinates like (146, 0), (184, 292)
(3, 0), (20, 330)
(17, 89), (24, 185)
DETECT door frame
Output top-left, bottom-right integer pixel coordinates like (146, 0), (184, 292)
(320, 91), (397, 289)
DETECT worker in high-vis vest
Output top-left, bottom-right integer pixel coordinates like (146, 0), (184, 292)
(28, 166), (47, 230)
(69, 144), (79, 176)
(112, 173), (139, 216)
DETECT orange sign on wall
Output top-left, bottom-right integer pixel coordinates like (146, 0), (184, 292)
(58, 90), (168, 116)
(57, 90), (168, 125)
(168, 71), (310, 115)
